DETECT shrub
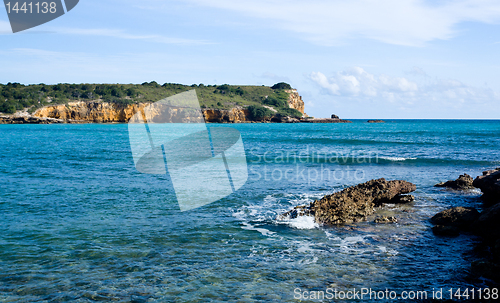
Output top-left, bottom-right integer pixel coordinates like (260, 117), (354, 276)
(278, 107), (303, 118)
(0, 101), (17, 114)
(248, 105), (274, 120)
(263, 91), (289, 108)
(271, 82), (292, 90)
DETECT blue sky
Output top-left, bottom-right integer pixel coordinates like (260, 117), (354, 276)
(1, 0), (500, 119)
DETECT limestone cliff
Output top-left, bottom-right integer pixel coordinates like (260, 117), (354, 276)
(34, 101), (150, 123)
(203, 108), (249, 123)
(32, 101), (250, 123)
(26, 89), (308, 123)
(285, 89), (306, 115)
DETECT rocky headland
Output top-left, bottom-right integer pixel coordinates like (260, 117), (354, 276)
(0, 92), (351, 125)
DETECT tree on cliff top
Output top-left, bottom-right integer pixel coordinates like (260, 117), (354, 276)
(271, 82), (292, 90)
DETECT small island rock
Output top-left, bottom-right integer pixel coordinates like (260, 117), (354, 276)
(435, 174), (475, 190)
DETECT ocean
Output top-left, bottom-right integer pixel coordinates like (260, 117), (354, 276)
(1, 120), (499, 302)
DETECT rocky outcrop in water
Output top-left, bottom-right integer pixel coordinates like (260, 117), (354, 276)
(0, 116), (64, 124)
(374, 216), (398, 224)
(367, 120), (385, 123)
(431, 206), (480, 228)
(430, 207), (480, 236)
(472, 203), (500, 241)
(300, 118), (352, 123)
(280, 178), (416, 225)
(430, 169), (500, 283)
(435, 174), (475, 190)
(473, 168), (500, 204)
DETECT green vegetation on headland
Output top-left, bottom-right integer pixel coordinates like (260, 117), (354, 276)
(0, 81), (302, 118)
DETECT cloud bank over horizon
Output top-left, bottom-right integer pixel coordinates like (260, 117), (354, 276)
(308, 67), (500, 118)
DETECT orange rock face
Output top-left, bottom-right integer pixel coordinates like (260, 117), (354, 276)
(34, 101), (151, 123)
(33, 89), (307, 123)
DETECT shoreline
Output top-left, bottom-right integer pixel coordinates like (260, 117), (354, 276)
(0, 115), (352, 125)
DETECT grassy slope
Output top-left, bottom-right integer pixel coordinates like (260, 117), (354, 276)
(0, 82), (286, 114)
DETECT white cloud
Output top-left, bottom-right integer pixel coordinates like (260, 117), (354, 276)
(178, 0), (500, 46)
(0, 19), (211, 44)
(309, 67), (499, 105)
(310, 68), (418, 98)
(53, 27), (213, 45)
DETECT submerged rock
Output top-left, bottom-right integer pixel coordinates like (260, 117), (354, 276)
(432, 225), (460, 237)
(391, 194), (415, 204)
(280, 178), (416, 225)
(434, 174), (475, 190)
(374, 216), (398, 224)
(473, 168), (500, 204)
(367, 120), (385, 123)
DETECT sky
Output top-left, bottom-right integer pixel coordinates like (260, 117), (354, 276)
(1, 0), (500, 119)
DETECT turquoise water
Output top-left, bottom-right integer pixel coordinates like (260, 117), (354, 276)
(1, 120), (499, 302)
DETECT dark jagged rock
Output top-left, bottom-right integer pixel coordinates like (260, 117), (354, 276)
(432, 225), (460, 237)
(299, 118), (352, 123)
(434, 174), (475, 190)
(430, 168), (500, 284)
(430, 207), (480, 229)
(280, 178), (416, 225)
(331, 114), (340, 119)
(473, 168), (500, 204)
(0, 116), (66, 124)
(471, 203), (500, 241)
(391, 194), (415, 204)
(471, 260), (500, 282)
(374, 216), (398, 224)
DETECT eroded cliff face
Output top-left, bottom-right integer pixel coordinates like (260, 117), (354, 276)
(34, 101), (150, 123)
(34, 101), (248, 123)
(285, 89), (306, 115)
(203, 108), (249, 123)
(32, 89), (307, 123)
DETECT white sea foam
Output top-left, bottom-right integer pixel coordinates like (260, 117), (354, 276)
(341, 236), (366, 246)
(380, 156), (417, 161)
(279, 215), (319, 230)
(241, 222), (276, 237)
(234, 193), (322, 233)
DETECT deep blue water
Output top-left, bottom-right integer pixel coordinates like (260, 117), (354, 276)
(1, 120), (499, 302)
